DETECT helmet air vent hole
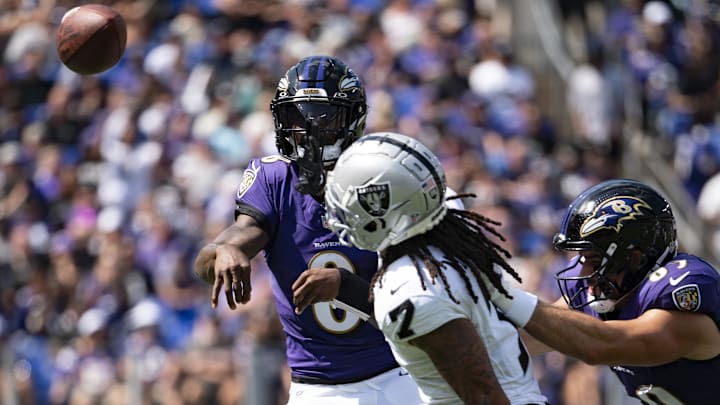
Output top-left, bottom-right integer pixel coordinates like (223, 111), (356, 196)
(364, 221), (377, 233)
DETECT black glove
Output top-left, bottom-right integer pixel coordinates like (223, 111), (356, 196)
(294, 129), (325, 195)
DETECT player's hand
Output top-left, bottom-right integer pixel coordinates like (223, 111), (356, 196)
(212, 244), (252, 309)
(292, 267), (342, 315)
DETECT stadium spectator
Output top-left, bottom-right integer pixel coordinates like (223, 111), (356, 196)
(486, 179), (720, 404)
(193, 56), (421, 404)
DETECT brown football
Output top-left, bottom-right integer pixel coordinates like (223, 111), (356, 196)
(57, 4), (127, 75)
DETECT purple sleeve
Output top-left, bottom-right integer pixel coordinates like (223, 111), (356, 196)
(234, 157), (283, 235)
(642, 255), (720, 317)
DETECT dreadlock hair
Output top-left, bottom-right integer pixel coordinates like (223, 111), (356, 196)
(369, 195), (522, 305)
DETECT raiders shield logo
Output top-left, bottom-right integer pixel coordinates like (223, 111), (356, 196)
(357, 183), (390, 217)
(672, 284), (701, 312)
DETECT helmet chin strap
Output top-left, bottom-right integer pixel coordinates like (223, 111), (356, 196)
(652, 245), (674, 270)
(587, 290), (617, 313)
(587, 242), (619, 313)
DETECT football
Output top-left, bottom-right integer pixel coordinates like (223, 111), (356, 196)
(56, 4), (127, 75)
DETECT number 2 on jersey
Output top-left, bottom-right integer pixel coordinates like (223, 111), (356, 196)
(389, 299), (416, 339)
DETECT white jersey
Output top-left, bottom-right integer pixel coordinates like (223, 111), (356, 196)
(373, 247), (547, 405)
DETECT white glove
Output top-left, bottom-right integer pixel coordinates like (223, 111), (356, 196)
(482, 264), (538, 328)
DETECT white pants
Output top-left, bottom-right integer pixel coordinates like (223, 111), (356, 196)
(287, 367), (420, 405)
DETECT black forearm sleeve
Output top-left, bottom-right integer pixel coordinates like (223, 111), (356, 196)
(336, 269), (373, 316)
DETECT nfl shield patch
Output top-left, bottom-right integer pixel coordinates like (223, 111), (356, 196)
(357, 183), (390, 217)
(671, 284), (701, 312)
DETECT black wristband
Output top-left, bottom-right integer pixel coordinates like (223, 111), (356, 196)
(336, 269), (373, 316)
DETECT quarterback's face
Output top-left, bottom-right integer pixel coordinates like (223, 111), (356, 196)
(284, 101), (348, 147)
(289, 126), (342, 147)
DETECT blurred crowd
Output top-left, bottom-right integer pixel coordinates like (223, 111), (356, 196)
(0, 0), (718, 404)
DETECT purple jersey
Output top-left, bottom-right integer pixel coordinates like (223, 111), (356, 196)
(565, 253), (720, 403)
(234, 156), (398, 382)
